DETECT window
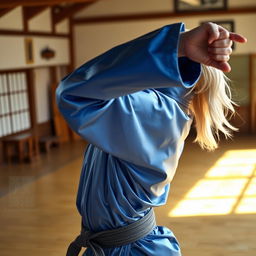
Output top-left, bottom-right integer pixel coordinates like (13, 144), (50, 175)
(0, 71), (31, 137)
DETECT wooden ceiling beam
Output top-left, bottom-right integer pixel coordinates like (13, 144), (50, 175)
(52, 2), (94, 24)
(0, 0), (96, 9)
(73, 6), (256, 24)
(23, 6), (48, 20)
(22, 6), (49, 31)
(0, 8), (14, 18)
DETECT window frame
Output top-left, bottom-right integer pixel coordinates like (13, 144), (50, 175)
(0, 69), (34, 139)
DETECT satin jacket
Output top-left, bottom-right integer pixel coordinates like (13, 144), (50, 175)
(56, 22), (201, 255)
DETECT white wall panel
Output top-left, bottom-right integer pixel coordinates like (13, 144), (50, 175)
(56, 19), (70, 34)
(33, 36), (70, 66)
(75, 0), (256, 18)
(28, 8), (52, 32)
(0, 7), (23, 30)
(75, 0), (172, 18)
(0, 36), (26, 70)
(0, 35), (70, 70)
(34, 68), (51, 124)
(230, 0), (256, 7)
(74, 14), (256, 67)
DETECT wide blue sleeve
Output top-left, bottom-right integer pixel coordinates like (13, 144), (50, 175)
(56, 22), (201, 170)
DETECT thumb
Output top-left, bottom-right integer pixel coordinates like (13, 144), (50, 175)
(229, 32), (247, 43)
(206, 22), (220, 44)
(209, 61), (231, 73)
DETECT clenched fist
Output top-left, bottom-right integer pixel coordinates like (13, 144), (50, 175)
(178, 22), (247, 72)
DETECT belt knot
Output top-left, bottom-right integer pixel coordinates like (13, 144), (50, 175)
(66, 208), (156, 256)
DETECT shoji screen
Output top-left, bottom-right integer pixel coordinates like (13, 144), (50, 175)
(0, 71), (31, 137)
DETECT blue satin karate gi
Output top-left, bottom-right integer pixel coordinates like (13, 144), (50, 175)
(56, 22), (201, 255)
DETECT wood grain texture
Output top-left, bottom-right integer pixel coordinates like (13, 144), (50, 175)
(0, 136), (255, 256)
(73, 7), (256, 24)
(0, 0), (96, 8)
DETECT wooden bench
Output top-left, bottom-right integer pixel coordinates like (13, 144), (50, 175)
(2, 132), (39, 163)
(39, 135), (59, 153)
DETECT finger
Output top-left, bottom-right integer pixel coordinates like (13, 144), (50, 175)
(208, 60), (231, 73)
(216, 62), (231, 73)
(210, 38), (232, 48)
(229, 32), (247, 43)
(205, 22), (220, 44)
(209, 53), (230, 62)
(208, 47), (232, 55)
(217, 26), (230, 40)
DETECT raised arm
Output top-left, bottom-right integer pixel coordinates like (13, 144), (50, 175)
(56, 23), (201, 168)
(55, 22), (246, 169)
(57, 23), (199, 102)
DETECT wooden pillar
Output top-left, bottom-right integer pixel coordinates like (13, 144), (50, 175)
(50, 66), (71, 143)
(27, 69), (38, 135)
(68, 18), (81, 141)
(249, 54), (256, 133)
(68, 17), (75, 73)
(27, 69), (40, 159)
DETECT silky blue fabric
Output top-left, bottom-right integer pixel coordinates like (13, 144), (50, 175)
(56, 23), (201, 255)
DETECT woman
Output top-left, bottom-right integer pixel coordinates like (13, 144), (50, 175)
(56, 22), (246, 256)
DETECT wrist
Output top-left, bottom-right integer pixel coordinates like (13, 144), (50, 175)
(178, 32), (186, 57)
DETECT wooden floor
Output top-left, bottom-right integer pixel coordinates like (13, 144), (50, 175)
(0, 135), (255, 256)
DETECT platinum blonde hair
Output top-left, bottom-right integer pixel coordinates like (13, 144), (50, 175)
(189, 64), (237, 151)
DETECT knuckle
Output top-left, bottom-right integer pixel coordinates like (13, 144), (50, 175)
(217, 55), (222, 61)
(226, 39), (232, 46)
(206, 22), (218, 32)
(215, 55), (229, 61)
(220, 30), (229, 39)
(213, 55), (219, 61)
(223, 30), (230, 38)
(223, 55), (230, 61)
(205, 21), (214, 27)
(212, 41), (221, 47)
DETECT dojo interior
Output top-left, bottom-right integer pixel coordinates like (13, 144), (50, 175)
(0, 0), (256, 255)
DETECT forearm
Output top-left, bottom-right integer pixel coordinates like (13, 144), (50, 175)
(56, 23), (200, 104)
(178, 32), (186, 58)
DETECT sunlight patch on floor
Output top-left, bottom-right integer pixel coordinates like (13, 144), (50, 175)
(169, 149), (256, 217)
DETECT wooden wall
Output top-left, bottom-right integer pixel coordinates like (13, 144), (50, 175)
(0, 5), (76, 164)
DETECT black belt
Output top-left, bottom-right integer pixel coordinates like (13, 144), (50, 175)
(66, 208), (156, 256)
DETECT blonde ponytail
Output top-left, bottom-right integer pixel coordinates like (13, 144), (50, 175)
(189, 65), (237, 151)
